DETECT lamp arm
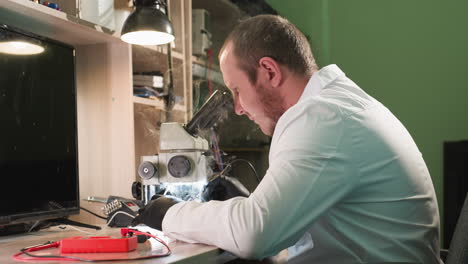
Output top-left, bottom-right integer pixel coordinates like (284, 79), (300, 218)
(164, 0), (175, 117)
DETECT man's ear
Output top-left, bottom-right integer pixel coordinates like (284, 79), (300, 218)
(258, 57), (282, 87)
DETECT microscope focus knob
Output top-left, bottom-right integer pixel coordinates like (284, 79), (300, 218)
(168, 155), (191, 178)
(138, 161), (158, 179)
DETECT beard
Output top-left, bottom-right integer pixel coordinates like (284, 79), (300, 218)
(256, 82), (286, 136)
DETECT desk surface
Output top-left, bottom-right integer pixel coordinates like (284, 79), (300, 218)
(0, 225), (230, 264)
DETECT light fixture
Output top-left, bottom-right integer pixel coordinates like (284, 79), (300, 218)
(0, 25), (45, 55)
(120, 0), (175, 45)
(0, 41), (44, 55)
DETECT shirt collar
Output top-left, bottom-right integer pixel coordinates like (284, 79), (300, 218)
(298, 64), (346, 102)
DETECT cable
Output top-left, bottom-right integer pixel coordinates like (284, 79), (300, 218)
(80, 206), (107, 220)
(27, 220), (41, 233)
(233, 159), (261, 183)
(211, 129), (224, 171)
(58, 225), (101, 235)
(210, 158), (261, 184)
(27, 220), (56, 233)
(106, 211), (135, 226)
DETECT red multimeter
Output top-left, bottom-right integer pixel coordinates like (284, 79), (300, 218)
(13, 229), (171, 262)
(60, 236), (137, 253)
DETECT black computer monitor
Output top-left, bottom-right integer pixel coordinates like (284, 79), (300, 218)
(0, 24), (79, 234)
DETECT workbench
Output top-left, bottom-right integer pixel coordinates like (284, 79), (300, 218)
(0, 225), (236, 264)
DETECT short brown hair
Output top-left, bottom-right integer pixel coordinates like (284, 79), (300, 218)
(221, 15), (318, 84)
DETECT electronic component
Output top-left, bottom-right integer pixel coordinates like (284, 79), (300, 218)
(60, 236), (137, 253)
(192, 9), (212, 56)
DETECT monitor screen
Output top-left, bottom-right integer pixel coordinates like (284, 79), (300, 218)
(0, 24), (79, 231)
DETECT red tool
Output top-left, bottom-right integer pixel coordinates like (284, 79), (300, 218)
(60, 236), (137, 253)
(13, 228), (171, 262)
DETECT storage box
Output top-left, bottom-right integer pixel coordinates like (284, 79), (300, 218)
(51, 0), (116, 31)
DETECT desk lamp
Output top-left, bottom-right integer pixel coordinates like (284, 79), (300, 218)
(121, 0), (176, 112)
(120, 0), (174, 45)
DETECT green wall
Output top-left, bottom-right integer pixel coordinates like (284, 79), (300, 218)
(267, 0), (468, 235)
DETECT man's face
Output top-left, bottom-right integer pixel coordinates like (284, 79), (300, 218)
(220, 44), (283, 136)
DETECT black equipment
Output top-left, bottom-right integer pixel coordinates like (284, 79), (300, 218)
(185, 90), (233, 136)
(443, 140), (468, 248)
(0, 23), (79, 235)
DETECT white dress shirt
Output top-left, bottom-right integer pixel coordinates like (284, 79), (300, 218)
(162, 64), (442, 263)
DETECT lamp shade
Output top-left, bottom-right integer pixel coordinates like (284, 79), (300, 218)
(120, 4), (174, 45)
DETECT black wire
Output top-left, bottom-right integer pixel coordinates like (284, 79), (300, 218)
(80, 207), (107, 220)
(228, 158), (261, 183)
(21, 248), (92, 262)
(23, 252), (88, 262)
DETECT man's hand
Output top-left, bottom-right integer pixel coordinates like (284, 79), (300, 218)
(202, 175), (250, 202)
(131, 195), (181, 230)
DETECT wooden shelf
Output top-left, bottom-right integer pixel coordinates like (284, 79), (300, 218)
(0, 0), (120, 46)
(0, 1), (183, 61)
(132, 44), (184, 60)
(133, 96), (186, 112)
(192, 55), (220, 71)
(133, 96), (166, 108)
(132, 44), (185, 75)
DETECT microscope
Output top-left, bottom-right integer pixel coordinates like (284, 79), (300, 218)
(135, 90), (232, 204)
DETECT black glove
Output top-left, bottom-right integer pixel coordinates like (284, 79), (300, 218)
(202, 175), (250, 202)
(131, 195), (181, 230)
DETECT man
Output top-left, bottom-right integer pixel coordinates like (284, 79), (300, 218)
(133, 15), (442, 263)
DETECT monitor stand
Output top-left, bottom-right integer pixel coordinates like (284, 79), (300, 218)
(0, 223), (32, 236)
(0, 218), (101, 237)
(51, 218), (101, 230)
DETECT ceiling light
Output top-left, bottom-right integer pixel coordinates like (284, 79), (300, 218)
(0, 41), (44, 55)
